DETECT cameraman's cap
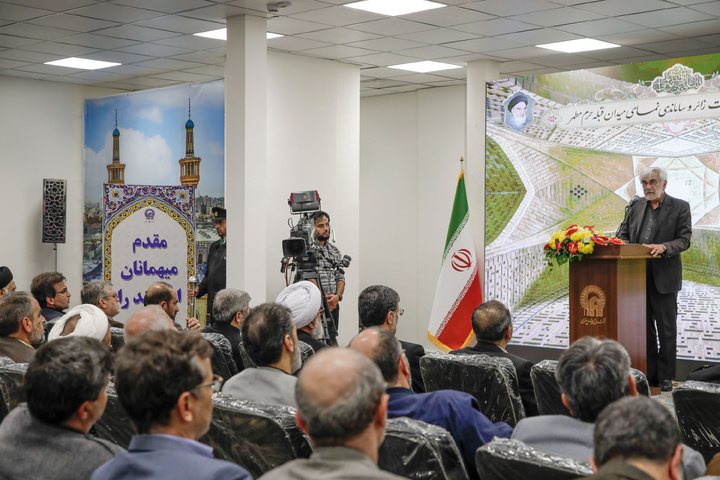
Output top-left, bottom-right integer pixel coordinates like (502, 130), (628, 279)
(212, 207), (227, 221)
(0, 267), (12, 290)
(508, 93), (529, 111)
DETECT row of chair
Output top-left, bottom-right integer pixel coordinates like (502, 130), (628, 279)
(419, 353), (650, 426)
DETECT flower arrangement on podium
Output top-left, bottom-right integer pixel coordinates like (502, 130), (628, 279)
(544, 225), (624, 267)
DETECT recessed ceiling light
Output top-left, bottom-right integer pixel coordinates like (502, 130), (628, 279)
(194, 28), (284, 40)
(345, 0), (445, 16)
(537, 39), (620, 53)
(389, 61), (462, 73)
(44, 58), (120, 70)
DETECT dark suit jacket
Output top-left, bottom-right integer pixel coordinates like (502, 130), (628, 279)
(617, 193), (691, 294)
(450, 342), (539, 416)
(202, 322), (244, 372)
(400, 340), (426, 393)
(198, 239), (227, 316)
(90, 434), (251, 480)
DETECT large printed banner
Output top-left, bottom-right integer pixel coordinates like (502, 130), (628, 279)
(485, 53), (720, 361)
(103, 184), (195, 325)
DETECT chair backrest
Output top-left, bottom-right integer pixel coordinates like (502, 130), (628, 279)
(673, 380), (720, 464)
(109, 327), (125, 353)
(379, 417), (469, 480)
(200, 393), (311, 478)
(93, 382), (135, 449)
(0, 360), (27, 422)
(202, 332), (239, 379)
(475, 438), (592, 480)
(298, 341), (314, 364)
(420, 352), (525, 426)
(531, 360), (650, 416)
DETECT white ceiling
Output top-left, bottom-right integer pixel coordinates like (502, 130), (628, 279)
(1, 0), (720, 96)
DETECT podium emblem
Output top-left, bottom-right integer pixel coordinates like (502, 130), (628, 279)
(580, 285), (606, 325)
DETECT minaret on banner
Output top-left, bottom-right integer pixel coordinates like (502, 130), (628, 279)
(106, 110), (126, 184)
(179, 99), (201, 187)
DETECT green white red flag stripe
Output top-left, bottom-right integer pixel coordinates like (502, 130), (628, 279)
(428, 169), (483, 352)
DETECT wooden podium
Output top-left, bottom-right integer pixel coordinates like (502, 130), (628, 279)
(569, 244), (652, 373)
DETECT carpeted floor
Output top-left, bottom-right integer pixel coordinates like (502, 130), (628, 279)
(651, 383), (677, 418)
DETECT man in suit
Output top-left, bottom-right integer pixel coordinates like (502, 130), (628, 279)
(617, 167), (692, 392)
(512, 336), (704, 479)
(450, 299), (538, 416)
(91, 329), (251, 480)
(221, 303), (301, 407)
(124, 305), (174, 341)
(81, 281), (124, 328)
(0, 291), (45, 363)
(583, 396), (683, 480)
(144, 281), (200, 331)
(30, 271), (71, 323)
(201, 288), (250, 371)
(359, 285), (426, 392)
(351, 327), (512, 477)
(0, 336), (122, 480)
(259, 347), (405, 480)
(190, 206), (227, 325)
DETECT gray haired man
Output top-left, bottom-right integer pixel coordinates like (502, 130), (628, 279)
(258, 348), (405, 480)
(201, 288), (250, 371)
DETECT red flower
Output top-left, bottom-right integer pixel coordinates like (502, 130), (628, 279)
(609, 237), (625, 245)
(544, 243), (550, 249)
(566, 226), (579, 236)
(592, 235), (607, 246)
(556, 242), (562, 251)
(583, 225), (594, 230)
(568, 242), (578, 254)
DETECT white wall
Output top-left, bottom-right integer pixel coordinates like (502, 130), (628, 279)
(360, 86), (467, 351)
(0, 76), (124, 299)
(264, 52), (361, 346)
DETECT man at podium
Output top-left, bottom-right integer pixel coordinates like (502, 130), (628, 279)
(617, 167), (692, 392)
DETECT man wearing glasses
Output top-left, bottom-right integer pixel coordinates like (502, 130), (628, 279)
(91, 330), (251, 480)
(30, 271), (72, 323)
(617, 167), (692, 393)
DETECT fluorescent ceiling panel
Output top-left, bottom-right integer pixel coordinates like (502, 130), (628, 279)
(194, 29), (284, 40)
(389, 60), (462, 73)
(44, 57), (121, 70)
(345, 0), (446, 16)
(537, 38), (620, 53)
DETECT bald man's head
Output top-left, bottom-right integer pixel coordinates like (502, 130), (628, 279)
(350, 327), (403, 385)
(125, 305), (174, 341)
(296, 348), (386, 447)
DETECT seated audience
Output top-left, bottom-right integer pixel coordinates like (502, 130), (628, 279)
(48, 304), (111, 346)
(359, 285), (426, 392)
(512, 336), (704, 479)
(201, 288), (250, 371)
(450, 299), (538, 416)
(0, 291), (45, 362)
(144, 281), (200, 331)
(81, 281), (124, 328)
(0, 266), (16, 297)
(258, 348), (405, 480)
(124, 305), (174, 341)
(583, 396), (682, 480)
(222, 303), (301, 407)
(276, 281), (327, 355)
(0, 336), (122, 480)
(90, 330), (251, 480)
(350, 327), (512, 476)
(30, 271), (71, 322)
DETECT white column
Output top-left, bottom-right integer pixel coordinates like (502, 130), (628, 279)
(225, 15), (268, 302)
(466, 60), (500, 294)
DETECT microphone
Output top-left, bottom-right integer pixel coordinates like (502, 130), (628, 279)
(627, 195), (640, 208)
(616, 195), (640, 239)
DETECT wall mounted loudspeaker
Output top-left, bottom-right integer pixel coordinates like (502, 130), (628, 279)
(42, 179), (67, 244)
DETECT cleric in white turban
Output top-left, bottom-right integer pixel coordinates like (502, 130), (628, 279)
(275, 281), (327, 353)
(48, 304), (111, 346)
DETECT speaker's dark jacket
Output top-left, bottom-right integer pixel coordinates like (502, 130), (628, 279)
(616, 194), (691, 294)
(450, 342), (539, 417)
(198, 239), (226, 316)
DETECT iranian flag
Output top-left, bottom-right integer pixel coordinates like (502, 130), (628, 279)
(428, 169), (483, 352)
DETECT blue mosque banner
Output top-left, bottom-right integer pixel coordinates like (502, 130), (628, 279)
(83, 80), (225, 293)
(103, 185), (195, 325)
(485, 53), (720, 362)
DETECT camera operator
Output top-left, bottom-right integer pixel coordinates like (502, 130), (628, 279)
(309, 211), (345, 330)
